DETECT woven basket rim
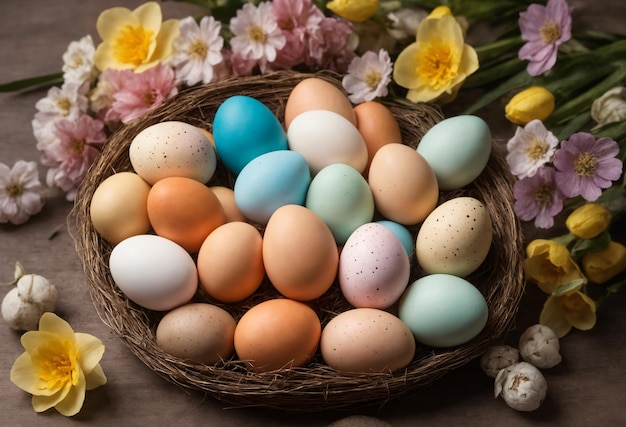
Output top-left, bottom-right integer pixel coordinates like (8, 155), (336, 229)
(69, 70), (525, 412)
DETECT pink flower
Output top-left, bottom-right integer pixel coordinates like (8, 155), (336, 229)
(553, 132), (623, 201)
(518, 0), (572, 76)
(308, 16), (357, 73)
(40, 114), (106, 201)
(514, 166), (564, 229)
(0, 161), (45, 225)
(342, 49), (393, 103)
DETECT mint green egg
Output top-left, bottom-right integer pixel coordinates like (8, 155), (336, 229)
(416, 115), (491, 190)
(398, 274), (488, 347)
(305, 163), (374, 245)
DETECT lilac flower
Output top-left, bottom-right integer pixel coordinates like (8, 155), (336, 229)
(518, 0), (572, 76)
(553, 132), (623, 201)
(0, 161), (45, 225)
(506, 119), (559, 179)
(342, 49), (393, 104)
(514, 166), (564, 229)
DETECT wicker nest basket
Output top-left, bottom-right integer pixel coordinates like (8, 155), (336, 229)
(70, 70), (524, 411)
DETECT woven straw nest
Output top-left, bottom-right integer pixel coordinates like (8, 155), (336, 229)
(70, 70), (524, 411)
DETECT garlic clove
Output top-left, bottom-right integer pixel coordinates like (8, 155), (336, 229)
(480, 345), (520, 378)
(495, 361), (547, 411)
(518, 324), (562, 369)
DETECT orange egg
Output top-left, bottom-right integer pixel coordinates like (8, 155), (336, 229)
(354, 101), (403, 174)
(284, 78), (356, 130)
(234, 298), (321, 372)
(263, 205), (339, 301)
(197, 222), (264, 303)
(147, 176), (225, 253)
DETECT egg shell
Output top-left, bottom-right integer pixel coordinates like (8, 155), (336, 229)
(129, 121), (217, 185)
(416, 197), (493, 277)
(197, 222), (264, 303)
(213, 95), (288, 174)
(354, 101), (403, 174)
(305, 163), (374, 245)
(109, 234), (198, 311)
(284, 77), (357, 129)
(398, 274), (489, 348)
(320, 308), (416, 374)
(89, 172), (151, 245)
(147, 176), (225, 253)
(287, 110), (368, 175)
(263, 205), (339, 301)
(339, 223), (411, 309)
(416, 115), (492, 190)
(234, 298), (321, 373)
(208, 186), (247, 223)
(234, 150), (311, 225)
(156, 303), (236, 364)
(376, 220), (414, 256)
(368, 143), (439, 225)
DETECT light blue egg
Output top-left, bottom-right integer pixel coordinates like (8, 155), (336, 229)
(234, 150), (310, 225)
(416, 115), (491, 190)
(213, 95), (288, 174)
(305, 163), (374, 245)
(376, 220), (414, 255)
(398, 274), (488, 348)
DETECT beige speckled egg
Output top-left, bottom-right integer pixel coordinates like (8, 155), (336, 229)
(415, 197), (493, 277)
(130, 121), (217, 185)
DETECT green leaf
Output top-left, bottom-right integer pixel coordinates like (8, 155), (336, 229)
(462, 68), (532, 114)
(569, 231), (612, 259)
(553, 277), (587, 296)
(0, 72), (63, 92)
(549, 110), (592, 142)
(462, 57), (526, 89)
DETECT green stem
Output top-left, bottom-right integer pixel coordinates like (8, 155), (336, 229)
(0, 72), (63, 92)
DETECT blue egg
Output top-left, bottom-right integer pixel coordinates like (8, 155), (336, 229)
(416, 115), (491, 190)
(213, 95), (288, 174)
(234, 150), (310, 225)
(376, 220), (414, 255)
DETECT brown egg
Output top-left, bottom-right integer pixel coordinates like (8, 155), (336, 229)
(284, 78), (356, 130)
(147, 176), (225, 253)
(209, 185), (247, 223)
(234, 298), (321, 372)
(354, 101), (403, 174)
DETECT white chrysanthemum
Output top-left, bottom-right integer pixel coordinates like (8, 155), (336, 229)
(62, 35), (97, 87)
(506, 119), (559, 180)
(170, 16), (225, 86)
(0, 161), (45, 225)
(342, 49), (393, 104)
(229, 2), (286, 63)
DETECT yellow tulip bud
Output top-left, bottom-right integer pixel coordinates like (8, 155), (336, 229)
(582, 241), (626, 284)
(505, 86), (555, 125)
(565, 203), (612, 239)
(427, 6), (452, 19)
(327, 0), (380, 23)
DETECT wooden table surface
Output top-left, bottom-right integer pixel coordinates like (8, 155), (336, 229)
(1, 1), (625, 426)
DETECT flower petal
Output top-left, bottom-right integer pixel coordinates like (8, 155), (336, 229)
(97, 7), (137, 41)
(10, 352), (43, 395)
(32, 383), (71, 413)
(392, 42), (420, 89)
(562, 292), (597, 331)
(38, 312), (76, 341)
(539, 296), (572, 338)
(133, 1), (163, 34)
(75, 332), (105, 374)
(85, 363), (108, 390)
(136, 18), (180, 73)
(53, 369), (87, 417)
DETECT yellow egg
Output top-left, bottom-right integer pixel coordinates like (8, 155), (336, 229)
(90, 172), (151, 245)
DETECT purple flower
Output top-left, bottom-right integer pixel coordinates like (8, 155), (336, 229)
(518, 0), (572, 76)
(553, 132), (623, 201)
(514, 166), (564, 229)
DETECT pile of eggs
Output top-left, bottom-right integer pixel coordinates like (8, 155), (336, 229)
(89, 77), (495, 374)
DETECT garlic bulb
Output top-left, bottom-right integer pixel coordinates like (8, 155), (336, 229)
(519, 324), (562, 369)
(480, 345), (520, 378)
(495, 361), (547, 411)
(1, 269), (58, 331)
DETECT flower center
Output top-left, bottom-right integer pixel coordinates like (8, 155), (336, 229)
(248, 25), (267, 44)
(574, 153), (597, 176)
(533, 185), (554, 206)
(188, 39), (208, 59)
(5, 182), (23, 197)
(525, 137), (550, 161)
(540, 21), (561, 44)
(57, 98), (72, 117)
(364, 68), (382, 90)
(142, 91), (157, 106)
(416, 41), (457, 90)
(36, 341), (78, 390)
(70, 138), (85, 154)
(113, 24), (154, 66)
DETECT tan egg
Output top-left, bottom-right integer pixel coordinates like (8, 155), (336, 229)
(354, 101), (403, 174)
(284, 77), (356, 129)
(234, 298), (321, 372)
(197, 222), (264, 303)
(197, 127), (215, 148)
(368, 143), (439, 225)
(90, 172), (152, 245)
(209, 186), (247, 223)
(156, 303), (236, 364)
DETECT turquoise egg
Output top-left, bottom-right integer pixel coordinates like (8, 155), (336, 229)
(416, 115), (491, 190)
(398, 274), (488, 347)
(234, 150), (310, 225)
(376, 220), (414, 255)
(213, 95), (288, 174)
(305, 163), (374, 245)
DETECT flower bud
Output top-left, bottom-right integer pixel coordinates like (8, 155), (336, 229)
(327, 0), (380, 23)
(427, 6), (452, 19)
(582, 241), (626, 284)
(591, 86), (626, 126)
(565, 203), (612, 239)
(505, 86), (555, 125)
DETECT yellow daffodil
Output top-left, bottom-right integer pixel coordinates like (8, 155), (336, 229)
(93, 1), (179, 72)
(565, 203), (612, 239)
(10, 312), (106, 417)
(582, 241), (626, 284)
(393, 13), (478, 104)
(524, 239), (587, 294)
(504, 86), (555, 125)
(540, 290), (596, 338)
(327, 0), (379, 23)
